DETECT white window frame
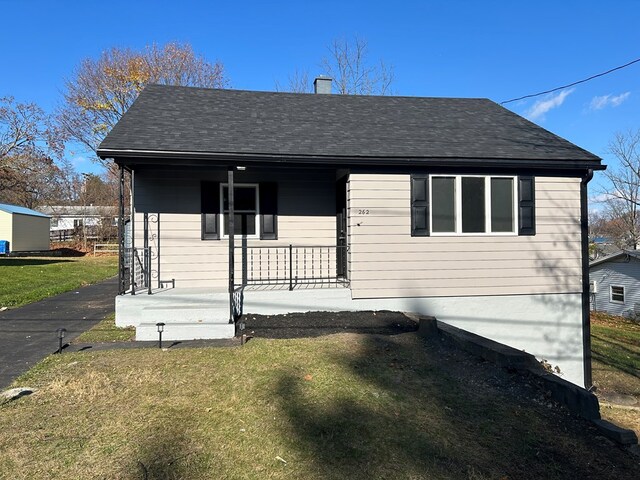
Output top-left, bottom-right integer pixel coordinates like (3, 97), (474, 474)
(610, 285), (625, 304)
(220, 183), (260, 239)
(429, 175), (518, 236)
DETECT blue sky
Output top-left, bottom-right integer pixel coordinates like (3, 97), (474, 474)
(1, 0), (638, 196)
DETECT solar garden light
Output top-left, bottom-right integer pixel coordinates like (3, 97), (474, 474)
(56, 328), (67, 354)
(156, 322), (165, 349)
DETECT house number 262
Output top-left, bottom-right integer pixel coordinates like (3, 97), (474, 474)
(357, 209), (370, 215)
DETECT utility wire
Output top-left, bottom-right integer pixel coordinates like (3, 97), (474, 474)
(500, 57), (640, 105)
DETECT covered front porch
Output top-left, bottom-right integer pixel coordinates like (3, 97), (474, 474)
(114, 163), (350, 339)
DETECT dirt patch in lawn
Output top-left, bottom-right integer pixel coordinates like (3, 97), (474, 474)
(244, 310), (418, 338)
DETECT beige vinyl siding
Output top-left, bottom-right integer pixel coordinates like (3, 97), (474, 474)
(348, 173), (582, 299)
(0, 212), (12, 248)
(10, 214), (50, 251)
(133, 169), (336, 289)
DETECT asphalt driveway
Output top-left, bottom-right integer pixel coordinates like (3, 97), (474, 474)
(0, 277), (117, 388)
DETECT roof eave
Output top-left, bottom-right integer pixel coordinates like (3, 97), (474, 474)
(589, 250), (639, 267)
(97, 148), (604, 171)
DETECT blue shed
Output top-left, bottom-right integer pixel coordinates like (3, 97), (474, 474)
(0, 203), (50, 253)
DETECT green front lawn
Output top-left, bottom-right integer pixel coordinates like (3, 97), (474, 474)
(591, 311), (640, 436)
(0, 332), (636, 479)
(592, 312), (640, 396)
(0, 256), (117, 308)
(73, 313), (135, 343)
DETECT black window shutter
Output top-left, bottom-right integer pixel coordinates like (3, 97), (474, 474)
(260, 182), (278, 240)
(201, 181), (220, 240)
(411, 175), (430, 236)
(518, 176), (536, 236)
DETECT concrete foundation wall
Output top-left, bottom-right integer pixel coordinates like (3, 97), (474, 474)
(370, 293), (585, 387)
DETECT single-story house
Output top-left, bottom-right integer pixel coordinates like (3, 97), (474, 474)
(97, 79), (604, 388)
(0, 203), (50, 253)
(39, 205), (117, 233)
(590, 250), (640, 317)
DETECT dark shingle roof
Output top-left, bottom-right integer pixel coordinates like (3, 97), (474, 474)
(97, 84), (601, 166)
(590, 249), (640, 267)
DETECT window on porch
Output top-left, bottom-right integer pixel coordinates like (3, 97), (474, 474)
(222, 184), (259, 237)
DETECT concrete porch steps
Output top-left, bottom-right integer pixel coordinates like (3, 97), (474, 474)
(136, 321), (235, 341)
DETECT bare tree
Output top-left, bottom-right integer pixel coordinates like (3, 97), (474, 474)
(0, 96), (68, 207)
(321, 37), (394, 95)
(278, 37), (394, 95)
(0, 96), (61, 167)
(0, 155), (72, 208)
(275, 69), (312, 94)
(600, 130), (640, 249)
(58, 42), (229, 161)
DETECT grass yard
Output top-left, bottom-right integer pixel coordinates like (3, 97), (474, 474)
(1, 332), (637, 479)
(73, 313), (135, 343)
(591, 311), (640, 436)
(0, 256), (117, 309)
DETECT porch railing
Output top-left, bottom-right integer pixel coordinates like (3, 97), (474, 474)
(234, 245), (348, 290)
(127, 247), (151, 294)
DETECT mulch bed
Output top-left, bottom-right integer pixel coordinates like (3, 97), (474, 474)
(243, 310), (418, 339)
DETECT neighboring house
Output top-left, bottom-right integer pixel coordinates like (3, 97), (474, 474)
(590, 250), (640, 317)
(0, 203), (50, 252)
(39, 205), (117, 232)
(97, 80), (604, 388)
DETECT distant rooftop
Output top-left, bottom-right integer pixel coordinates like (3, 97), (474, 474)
(589, 249), (640, 267)
(38, 206), (116, 216)
(0, 203), (49, 218)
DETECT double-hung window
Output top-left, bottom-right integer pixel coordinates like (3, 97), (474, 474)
(221, 184), (259, 237)
(610, 285), (625, 303)
(201, 181), (277, 241)
(430, 175), (517, 235)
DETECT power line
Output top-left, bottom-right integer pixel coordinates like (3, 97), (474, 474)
(500, 57), (640, 105)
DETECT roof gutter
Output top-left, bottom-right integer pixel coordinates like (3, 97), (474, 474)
(98, 148), (605, 171)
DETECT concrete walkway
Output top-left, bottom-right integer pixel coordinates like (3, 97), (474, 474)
(0, 277), (117, 388)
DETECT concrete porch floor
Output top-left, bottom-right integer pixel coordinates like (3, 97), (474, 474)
(115, 284), (354, 341)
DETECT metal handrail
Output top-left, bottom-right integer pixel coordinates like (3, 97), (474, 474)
(234, 244), (348, 290)
(130, 247), (151, 294)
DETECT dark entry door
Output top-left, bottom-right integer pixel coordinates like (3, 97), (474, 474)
(336, 177), (348, 279)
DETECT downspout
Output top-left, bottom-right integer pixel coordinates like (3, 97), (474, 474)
(581, 168), (594, 389)
(130, 168), (136, 295)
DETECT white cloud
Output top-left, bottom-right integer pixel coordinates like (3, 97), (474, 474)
(590, 193), (615, 203)
(589, 91), (630, 110)
(70, 156), (87, 168)
(526, 88), (574, 121)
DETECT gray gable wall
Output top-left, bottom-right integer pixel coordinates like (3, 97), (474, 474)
(590, 256), (640, 317)
(98, 84), (600, 164)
